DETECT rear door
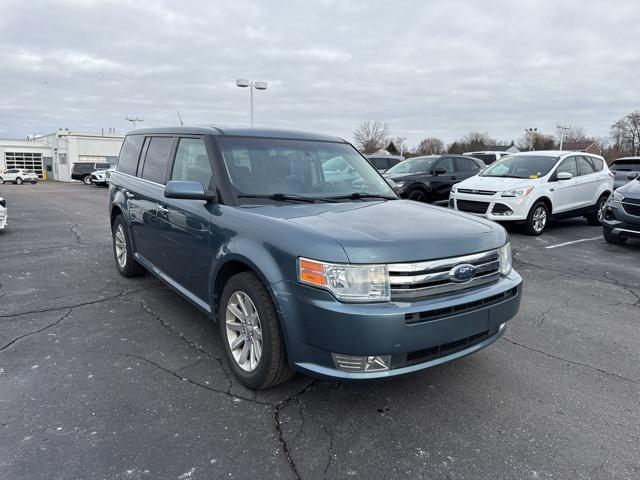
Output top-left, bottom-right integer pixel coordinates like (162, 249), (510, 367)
(131, 136), (175, 269)
(550, 156), (580, 212)
(157, 136), (216, 303)
(454, 157), (482, 182)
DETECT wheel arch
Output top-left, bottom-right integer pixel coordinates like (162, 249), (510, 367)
(535, 195), (553, 215)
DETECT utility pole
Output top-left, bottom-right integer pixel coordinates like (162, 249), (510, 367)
(125, 115), (144, 130)
(236, 79), (268, 127)
(557, 125), (569, 151)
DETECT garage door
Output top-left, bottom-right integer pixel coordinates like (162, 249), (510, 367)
(5, 152), (44, 178)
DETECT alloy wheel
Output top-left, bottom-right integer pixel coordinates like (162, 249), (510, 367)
(225, 291), (263, 372)
(597, 199), (606, 223)
(532, 206), (547, 233)
(114, 224), (127, 268)
(83, 176), (92, 185)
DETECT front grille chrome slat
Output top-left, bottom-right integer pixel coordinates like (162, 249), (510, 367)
(389, 249), (501, 300)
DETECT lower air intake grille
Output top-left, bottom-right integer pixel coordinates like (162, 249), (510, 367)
(405, 330), (492, 365)
(456, 199), (489, 213)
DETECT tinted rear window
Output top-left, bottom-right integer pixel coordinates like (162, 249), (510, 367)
(611, 160), (640, 171)
(117, 135), (144, 176)
(141, 137), (173, 184)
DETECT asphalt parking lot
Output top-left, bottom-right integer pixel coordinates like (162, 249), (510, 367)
(1, 182), (639, 480)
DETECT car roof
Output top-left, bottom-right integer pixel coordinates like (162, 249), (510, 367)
(127, 126), (346, 143)
(613, 157), (640, 161)
(510, 150), (603, 158)
(463, 151), (504, 154)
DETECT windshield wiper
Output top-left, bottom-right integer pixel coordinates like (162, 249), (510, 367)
(237, 193), (336, 203)
(324, 192), (397, 201)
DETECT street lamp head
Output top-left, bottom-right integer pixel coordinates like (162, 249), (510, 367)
(254, 81), (267, 90)
(236, 79), (250, 88)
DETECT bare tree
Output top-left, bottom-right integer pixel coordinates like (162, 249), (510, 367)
(560, 125), (589, 143)
(610, 111), (640, 156)
(517, 130), (556, 151)
(447, 132), (496, 154)
(415, 137), (444, 155)
(354, 121), (390, 154)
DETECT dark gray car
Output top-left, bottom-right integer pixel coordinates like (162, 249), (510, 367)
(603, 171), (640, 243)
(109, 126), (522, 389)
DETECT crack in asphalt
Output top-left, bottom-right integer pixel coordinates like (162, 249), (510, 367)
(122, 351), (318, 480)
(0, 308), (73, 353)
(603, 271), (640, 307)
(0, 283), (162, 319)
(536, 299), (570, 328)
(68, 223), (83, 244)
(134, 300), (320, 480)
(138, 299), (235, 394)
(500, 337), (638, 385)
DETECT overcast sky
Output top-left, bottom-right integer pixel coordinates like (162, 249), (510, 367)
(1, 0), (638, 147)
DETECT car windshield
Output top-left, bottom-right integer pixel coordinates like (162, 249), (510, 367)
(217, 137), (395, 201)
(386, 158), (436, 174)
(480, 155), (559, 178)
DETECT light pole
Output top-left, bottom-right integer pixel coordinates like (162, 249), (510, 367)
(236, 79), (267, 127)
(557, 125), (569, 151)
(125, 115), (144, 129)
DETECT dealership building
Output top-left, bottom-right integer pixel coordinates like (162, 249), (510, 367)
(0, 129), (124, 181)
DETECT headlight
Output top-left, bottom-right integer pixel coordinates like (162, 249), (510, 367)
(611, 191), (624, 203)
(498, 243), (512, 276)
(298, 258), (390, 302)
(501, 187), (534, 197)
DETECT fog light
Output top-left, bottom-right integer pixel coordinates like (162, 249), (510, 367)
(332, 353), (391, 372)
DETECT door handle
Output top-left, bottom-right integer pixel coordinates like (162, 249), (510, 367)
(157, 204), (169, 214)
(124, 191), (134, 199)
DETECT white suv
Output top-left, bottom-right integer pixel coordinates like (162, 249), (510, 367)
(0, 169), (39, 185)
(450, 151), (614, 235)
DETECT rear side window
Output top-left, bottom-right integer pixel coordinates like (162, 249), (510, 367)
(117, 135), (144, 176)
(370, 158), (389, 170)
(576, 156), (596, 176)
(436, 157), (455, 173)
(95, 163), (110, 169)
(141, 137), (173, 184)
(171, 138), (213, 188)
(454, 157), (480, 171)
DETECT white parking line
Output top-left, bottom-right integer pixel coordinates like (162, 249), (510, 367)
(544, 236), (603, 249)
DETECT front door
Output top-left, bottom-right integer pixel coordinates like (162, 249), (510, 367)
(550, 156), (580, 213)
(156, 136), (216, 304)
(431, 157), (457, 201)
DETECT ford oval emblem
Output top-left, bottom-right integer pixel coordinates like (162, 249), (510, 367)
(449, 263), (477, 283)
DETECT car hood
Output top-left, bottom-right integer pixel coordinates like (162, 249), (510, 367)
(618, 178), (640, 197)
(456, 175), (538, 191)
(250, 200), (506, 263)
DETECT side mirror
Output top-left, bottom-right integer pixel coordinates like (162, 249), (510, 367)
(164, 180), (216, 201)
(433, 167), (447, 176)
(626, 172), (639, 180)
(557, 172), (573, 181)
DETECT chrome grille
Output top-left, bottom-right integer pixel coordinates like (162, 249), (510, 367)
(389, 249), (501, 300)
(457, 188), (496, 196)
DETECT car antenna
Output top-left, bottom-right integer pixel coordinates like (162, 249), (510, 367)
(177, 109), (184, 126)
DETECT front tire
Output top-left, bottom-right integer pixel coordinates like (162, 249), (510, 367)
(407, 188), (427, 202)
(83, 175), (92, 185)
(586, 195), (608, 226)
(524, 201), (548, 236)
(112, 215), (146, 277)
(219, 272), (293, 389)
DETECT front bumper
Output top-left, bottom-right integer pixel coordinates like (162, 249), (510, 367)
(603, 199), (640, 238)
(272, 271), (522, 380)
(449, 192), (534, 221)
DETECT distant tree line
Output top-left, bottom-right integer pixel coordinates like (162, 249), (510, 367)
(353, 110), (640, 163)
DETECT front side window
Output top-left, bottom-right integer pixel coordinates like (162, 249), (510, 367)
(481, 155), (559, 179)
(117, 135), (144, 176)
(141, 137), (173, 184)
(576, 156), (596, 176)
(386, 158), (436, 174)
(171, 138), (213, 189)
(436, 157), (454, 173)
(217, 137), (395, 200)
(556, 156), (578, 177)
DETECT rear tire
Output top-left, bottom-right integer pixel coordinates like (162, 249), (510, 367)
(112, 215), (146, 277)
(83, 175), (92, 185)
(586, 195), (608, 226)
(218, 272), (293, 390)
(524, 201), (548, 236)
(31, 180), (38, 184)
(15, 177), (23, 185)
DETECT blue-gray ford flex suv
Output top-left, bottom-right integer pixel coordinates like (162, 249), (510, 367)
(109, 126), (522, 389)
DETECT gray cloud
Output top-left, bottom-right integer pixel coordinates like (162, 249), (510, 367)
(1, 0), (638, 147)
